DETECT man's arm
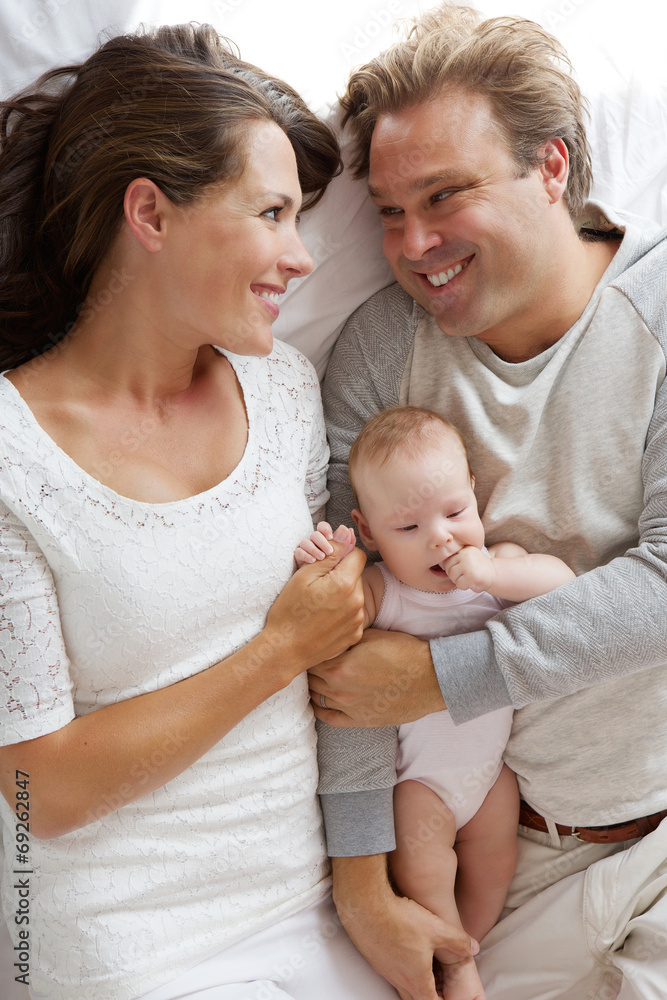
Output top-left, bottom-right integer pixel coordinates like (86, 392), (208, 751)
(332, 855), (477, 1000)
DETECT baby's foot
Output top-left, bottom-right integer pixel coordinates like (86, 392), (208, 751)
(434, 953), (485, 1000)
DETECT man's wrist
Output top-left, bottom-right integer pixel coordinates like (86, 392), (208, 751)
(430, 629), (511, 724)
(332, 854), (394, 917)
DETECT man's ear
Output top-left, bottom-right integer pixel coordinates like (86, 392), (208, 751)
(123, 177), (171, 252)
(351, 508), (379, 551)
(538, 138), (569, 205)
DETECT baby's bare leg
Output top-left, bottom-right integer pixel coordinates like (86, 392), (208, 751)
(455, 764), (519, 944)
(391, 779), (485, 1000)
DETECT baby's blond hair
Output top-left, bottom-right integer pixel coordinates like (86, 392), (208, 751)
(348, 405), (472, 502)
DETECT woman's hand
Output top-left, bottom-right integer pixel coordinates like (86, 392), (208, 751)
(263, 527), (367, 680)
(294, 521), (356, 566)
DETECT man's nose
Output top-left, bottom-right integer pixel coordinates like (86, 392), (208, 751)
(402, 215), (443, 261)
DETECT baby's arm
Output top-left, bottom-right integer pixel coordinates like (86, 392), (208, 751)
(444, 542), (575, 602)
(295, 521), (383, 628)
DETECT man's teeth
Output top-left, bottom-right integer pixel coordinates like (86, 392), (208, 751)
(258, 291), (281, 304)
(426, 260), (468, 287)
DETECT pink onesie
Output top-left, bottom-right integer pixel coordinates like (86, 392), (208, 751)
(374, 561), (514, 830)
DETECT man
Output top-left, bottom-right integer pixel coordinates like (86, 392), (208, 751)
(307, 4), (667, 999)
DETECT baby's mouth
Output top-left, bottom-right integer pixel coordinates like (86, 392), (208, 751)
(429, 563), (449, 576)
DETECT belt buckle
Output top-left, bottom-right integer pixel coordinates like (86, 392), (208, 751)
(570, 826), (585, 842)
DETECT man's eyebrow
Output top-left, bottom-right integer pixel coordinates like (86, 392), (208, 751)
(368, 172), (462, 200)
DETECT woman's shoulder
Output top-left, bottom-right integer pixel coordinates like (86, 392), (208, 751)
(223, 339), (321, 399)
(0, 372), (54, 500)
(0, 372), (34, 446)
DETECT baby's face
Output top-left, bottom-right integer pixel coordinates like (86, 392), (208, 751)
(355, 433), (484, 593)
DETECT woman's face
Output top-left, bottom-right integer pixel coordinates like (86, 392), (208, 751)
(163, 120), (313, 357)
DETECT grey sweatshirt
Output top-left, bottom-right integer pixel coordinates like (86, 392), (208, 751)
(319, 204), (667, 856)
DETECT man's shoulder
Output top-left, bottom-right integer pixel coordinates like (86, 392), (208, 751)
(323, 283), (421, 415)
(607, 219), (667, 346)
(341, 281), (423, 342)
(327, 282), (424, 379)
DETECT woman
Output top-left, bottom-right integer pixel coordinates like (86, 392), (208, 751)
(0, 23), (473, 1000)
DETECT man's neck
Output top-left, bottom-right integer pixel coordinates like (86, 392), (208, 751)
(482, 233), (622, 364)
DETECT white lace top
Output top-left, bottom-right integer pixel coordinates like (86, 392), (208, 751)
(0, 342), (330, 1000)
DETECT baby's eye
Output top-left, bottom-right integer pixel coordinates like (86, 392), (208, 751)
(400, 524), (418, 532)
(447, 509), (464, 519)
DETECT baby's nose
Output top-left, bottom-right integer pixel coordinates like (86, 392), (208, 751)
(430, 523), (454, 547)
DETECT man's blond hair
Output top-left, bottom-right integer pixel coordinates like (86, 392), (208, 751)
(341, 2), (592, 219)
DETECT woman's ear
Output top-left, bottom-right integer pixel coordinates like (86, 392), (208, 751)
(123, 177), (170, 252)
(351, 508), (379, 551)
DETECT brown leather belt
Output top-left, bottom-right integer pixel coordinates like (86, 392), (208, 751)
(519, 800), (667, 844)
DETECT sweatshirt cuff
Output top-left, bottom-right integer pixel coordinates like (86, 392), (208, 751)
(319, 788), (396, 856)
(430, 628), (512, 724)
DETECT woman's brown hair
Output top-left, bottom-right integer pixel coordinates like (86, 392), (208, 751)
(0, 24), (341, 368)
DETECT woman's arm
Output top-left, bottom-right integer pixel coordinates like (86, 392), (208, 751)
(0, 538), (366, 839)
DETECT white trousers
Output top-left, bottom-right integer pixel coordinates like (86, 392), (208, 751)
(477, 817), (667, 999)
(29, 895), (397, 1000)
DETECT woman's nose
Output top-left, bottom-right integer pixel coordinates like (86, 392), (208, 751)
(280, 229), (314, 279)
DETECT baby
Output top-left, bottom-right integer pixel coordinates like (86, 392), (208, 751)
(296, 405), (575, 1000)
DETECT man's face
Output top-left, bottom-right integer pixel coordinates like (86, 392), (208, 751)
(368, 89), (558, 355)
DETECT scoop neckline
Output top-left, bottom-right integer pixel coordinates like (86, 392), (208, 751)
(0, 349), (253, 510)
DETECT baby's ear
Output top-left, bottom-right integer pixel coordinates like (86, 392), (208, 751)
(351, 508), (378, 551)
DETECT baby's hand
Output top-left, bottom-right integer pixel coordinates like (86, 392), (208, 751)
(443, 546), (495, 593)
(295, 522), (356, 566)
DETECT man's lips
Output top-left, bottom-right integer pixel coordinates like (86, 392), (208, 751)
(416, 254), (474, 289)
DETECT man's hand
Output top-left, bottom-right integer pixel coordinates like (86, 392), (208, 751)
(443, 545), (495, 594)
(332, 856), (477, 1000)
(308, 627), (446, 726)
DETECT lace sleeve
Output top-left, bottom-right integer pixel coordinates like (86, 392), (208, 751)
(303, 362), (330, 523)
(0, 500), (75, 746)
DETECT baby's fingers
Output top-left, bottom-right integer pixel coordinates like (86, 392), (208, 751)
(296, 535), (333, 563)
